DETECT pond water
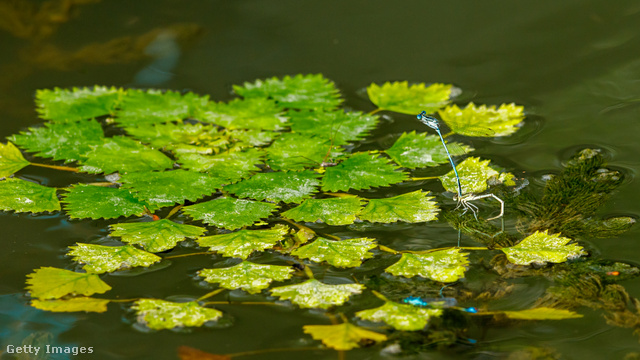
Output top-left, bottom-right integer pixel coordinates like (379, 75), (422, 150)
(1, 1), (640, 359)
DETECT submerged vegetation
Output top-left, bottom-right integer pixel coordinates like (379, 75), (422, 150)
(0, 74), (638, 357)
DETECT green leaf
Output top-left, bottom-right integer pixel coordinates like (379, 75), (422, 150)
(26, 267), (112, 300)
(228, 129), (278, 147)
(198, 261), (294, 294)
(9, 119), (104, 163)
(35, 86), (122, 122)
(0, 142), (30, 178)
(109, 219), (206, 252)
(291, 237), (377, 268)
(198, 98), (287, 130)
(501, 230), (586, 265)
(68, 243), (162, 274)
(183, 197), (278, 230)
(225, 170), (321, 203)
(62, 184), (147, 220)
(355, 301), (443, 331)
(79, 136), (173, 174)
(385, 249), (469, 282)
(196, 225), (287, 259)
(120, 170), (223, 207)
(132, 299), (222, 330)
(303, 323), (387, 350)
(31, 297), (110, 313)
(234, 74), (342, 110)
(270, 279), (364, 309)
(367, 82), (452, 115)
(124, 121), (220, 149)
(322, 152), (408, 192)
(501, 307), (583, 320)
(177, 149), (264, 183)
(0, 178), (60, 213)
(385, 131), (472, 169)
(266, 133), (338, 171)
(358, 190), (439, 223)
(114, 89), (208, 126)
(438, 102), (524, 137)
(439, 157), (501, 194)
(288, 110), (379, 145)
(282, 196), (363, 225)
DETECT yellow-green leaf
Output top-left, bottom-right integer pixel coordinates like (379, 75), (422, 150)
(501, 307), (583, 320)
(68, 243), (162, 274)
(198, 261), (294, 294)
(0, 142), (30, 178)
(501, 230), (586, 265)
(355, 301), (442, 331)
(291, 237), (377, 268)
(26, 267), (112, 300)
(438, 102), (524, 137)
(31, 297), (110, 313)
(385, 249), (469, 283)
(132, 299), (222, 330)
(367, 82), (452, 115)
(270, 279), (364, 309)
(196, 225), (288, 259)
(303, 323), (387, 350)
(358, 190), (439, 223)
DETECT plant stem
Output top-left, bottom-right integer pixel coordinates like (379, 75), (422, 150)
(29, 162), (79, 172)
(378, 245), (398, 254)
(163, 251), (216, 259)
(369, 108), (383, 115)
(165, 204), (183, 219)
(196, 288), (225, 302)
(409, 176), (439, 181)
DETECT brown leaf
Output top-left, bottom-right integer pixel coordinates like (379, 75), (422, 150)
(177, 346), (230, 360)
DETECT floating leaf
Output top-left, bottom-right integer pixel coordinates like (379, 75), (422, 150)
(367, 82), (452, 115)
(228, 129), (277, 147)
(291, 237), (376, 268)
(9, 119), (104, 163)
(35, 86), (122, 122)
(62, 184), (147, 220)
(270, 279), (364, 309)
(266, 133), (338, 171)
(178, 346), (231, 360)
(68, 243), (162, 274)
(183, 197), (278, 230)
(385, 249), (469, 282)
(438, 103), (524, 137)
(26, 267), (112, 300)
(501, 307), (583, 320)
(358, 191), (439, 223)
(501, 230), (586, 265)
(385, 131), (472, 169)
(198, 261), (294, 294)
(31, 297), (110, 313)
(196, 226), (287, 259)
(79, 136), (173, 174)
(355, 301), (443, 331)
(288, 110), (379, 145)
(0, 142), (30, 178)
(125, 121), (219, 149)
(225, 170), (320, 203)
(132, 299), (222, 330)
(120, 170), (223, 207)
(198, 98), (287, 130)
(114, 89), (208, 126)
(282, 196), (363, 225)
(234, 74), (342, 109)
(439, 157), (500, 194)
(109, 220), (206, 252)
(178, 149), (264, 183)
(303, 323), (387, 350)
(322, 152), (407, 192)
(0, 178), (60, 213)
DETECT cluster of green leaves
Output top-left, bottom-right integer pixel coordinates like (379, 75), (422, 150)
(1, 75), (597, 353)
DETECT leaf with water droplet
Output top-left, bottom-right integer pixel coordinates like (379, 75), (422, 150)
(282, 196), (363, 225)
(266, 133), (339, 171)
(367, 82), (452, 115)
(270, 279), (364, 309)
(0, 178), (60, 213)
(227, 129), (278, 147)
(225, 170), (321, 203)
(501, 307), (583, 320)
(26, 267), (112, 300)
(35, 86), (122, 122)
(62, 184), (147, 220)
(109, 219), (206, 252)
(303, 323), (387, 350)
(132, 299), (222, 330)
(288, 109), (379, 145)
(198, 97), (287, 130)
(385, 131), (472, 169)
(31, 297), (110, 313)
(124, 121), (220, 149)
(322, 152), (408, 192)
(501, 230), (586, 265)
(234, 74), (342, 110)
(359, 190), (439, 223)
(355, 301), (443, 331)
(198, 261), (294, 294)
(0, 142), (30, 178)
(79, 136), (173, 174)
(438, 102), (524, 137)
(439, 157), (505, 194)
(114, 89), (208, 126)
(291, 237), (376, 268)
(183, 197), (278, 230)
(68, 243), (162, 274)
(177, 149), (264, 183)
(385, 249), (469, 282)
(196, 225), (288, 259)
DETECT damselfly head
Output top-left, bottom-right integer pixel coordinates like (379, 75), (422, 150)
(416, 111), (440, 131)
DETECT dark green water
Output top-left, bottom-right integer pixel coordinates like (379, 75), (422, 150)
(1, 1), (640, 359)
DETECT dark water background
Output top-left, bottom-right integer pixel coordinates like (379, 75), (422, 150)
(1, 1), (640, 359)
